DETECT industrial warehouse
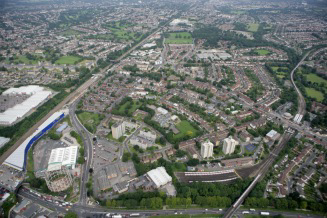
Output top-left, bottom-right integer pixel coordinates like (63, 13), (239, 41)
(0, 85), (53, 125)
(3, 111), (65, 171)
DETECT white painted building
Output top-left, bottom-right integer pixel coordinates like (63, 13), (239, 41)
(201, 140), (214, 158)
(47, 146), (78, 171)
(223, 136), (239, 155)
(146, 167), (172, 188)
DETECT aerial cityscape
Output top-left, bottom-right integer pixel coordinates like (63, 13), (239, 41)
(0, 0), (326, 217)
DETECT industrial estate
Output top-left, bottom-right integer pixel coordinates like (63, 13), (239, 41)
(0, 0), (326, 217)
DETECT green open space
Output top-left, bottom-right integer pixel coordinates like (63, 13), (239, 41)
(118, 100), (142, 115)
(6, 54), (43, 65)
(255, 49), (271, 55)
(55, 55), (82, 65)
(305, 87), (324, 102)
(247, 23), (259, 32)
(173, 120), (198, 139)
(77, 111), (105, 133)
(61, 29), (84, 36)
(101, 21), (143, 42)
(165, 32), (193, 44)
(271, 66), (289, 79)
(305, 73), (327, 87)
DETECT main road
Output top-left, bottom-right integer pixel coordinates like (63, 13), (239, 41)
(18, 188), (323, 218)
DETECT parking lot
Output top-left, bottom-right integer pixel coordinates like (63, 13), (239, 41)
(33, 139), (70, 174)
(93, 138), (121, 171)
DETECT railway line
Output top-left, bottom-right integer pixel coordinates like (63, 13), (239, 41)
(223, 132), (293, 218)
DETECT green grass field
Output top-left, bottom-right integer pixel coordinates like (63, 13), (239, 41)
(305, 73), (327, 87)
(77, 111), (105, 133)
(255, 49), (271, 55)
(165, 32), (193, 44)
(55, 55), (82, 65)
(305, 88), (324, 102)
(247, 23), (259, 32)
(173, 120), (198, 139)
(271, 66), (289, 79)
(7, 55), (42, 65)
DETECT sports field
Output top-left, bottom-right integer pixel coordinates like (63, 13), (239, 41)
(165, 32), (193, 44)
(305, 87), (324, 102)
(247, 23), (259, 32)
(174, 120), (198, 139)
(55, 55), (82, 65)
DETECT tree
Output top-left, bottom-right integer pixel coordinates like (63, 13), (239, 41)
(300, 201), (307, 209)
(122, 152), (131, 162)
(64, 212), (78, 218)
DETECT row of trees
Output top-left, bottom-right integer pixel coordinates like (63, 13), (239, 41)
(245, 196), (327, 212)
(106, 197), (163, 209)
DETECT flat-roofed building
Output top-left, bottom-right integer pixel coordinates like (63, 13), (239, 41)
(146, 167), (172, 188)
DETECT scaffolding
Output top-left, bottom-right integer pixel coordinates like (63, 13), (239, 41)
(45, 167), (73, 192)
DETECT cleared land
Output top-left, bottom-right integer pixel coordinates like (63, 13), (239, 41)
(55, 55), (82, 65)
(305, 88), (324, 102)
(174, 120), (198, 139)
(165, 32), (193, 44)
(247, 23), (259, 32)
(77, 111), (105, 133)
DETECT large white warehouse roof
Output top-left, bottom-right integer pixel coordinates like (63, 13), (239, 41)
(147, 167), (172, 188)
(4, 112), (64, 171)
(48, 146), (78, 171)
(0, 85), (52, 125)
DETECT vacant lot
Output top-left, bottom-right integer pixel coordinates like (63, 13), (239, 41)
(77, 111), (105, 133)
(305, 87), (324, 102)
(174, 120), (198, 139)
(247, 23), (259, 32)
(55, 55), (82, 65)
(165, 32), (193, 44)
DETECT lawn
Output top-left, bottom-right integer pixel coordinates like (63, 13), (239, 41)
(77, 111), (105, 133)
(173, 120), (198, 139)
(271, 66), (289, 79)
(7, 55), (42, 65)
(165, 32), (193, 44)
(305, 88), (324, 102)
(247, 23), (259, 32)
(255, 49), (271, 55)
(55, 55), (82, 65)
(305, 73), (327, 87)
